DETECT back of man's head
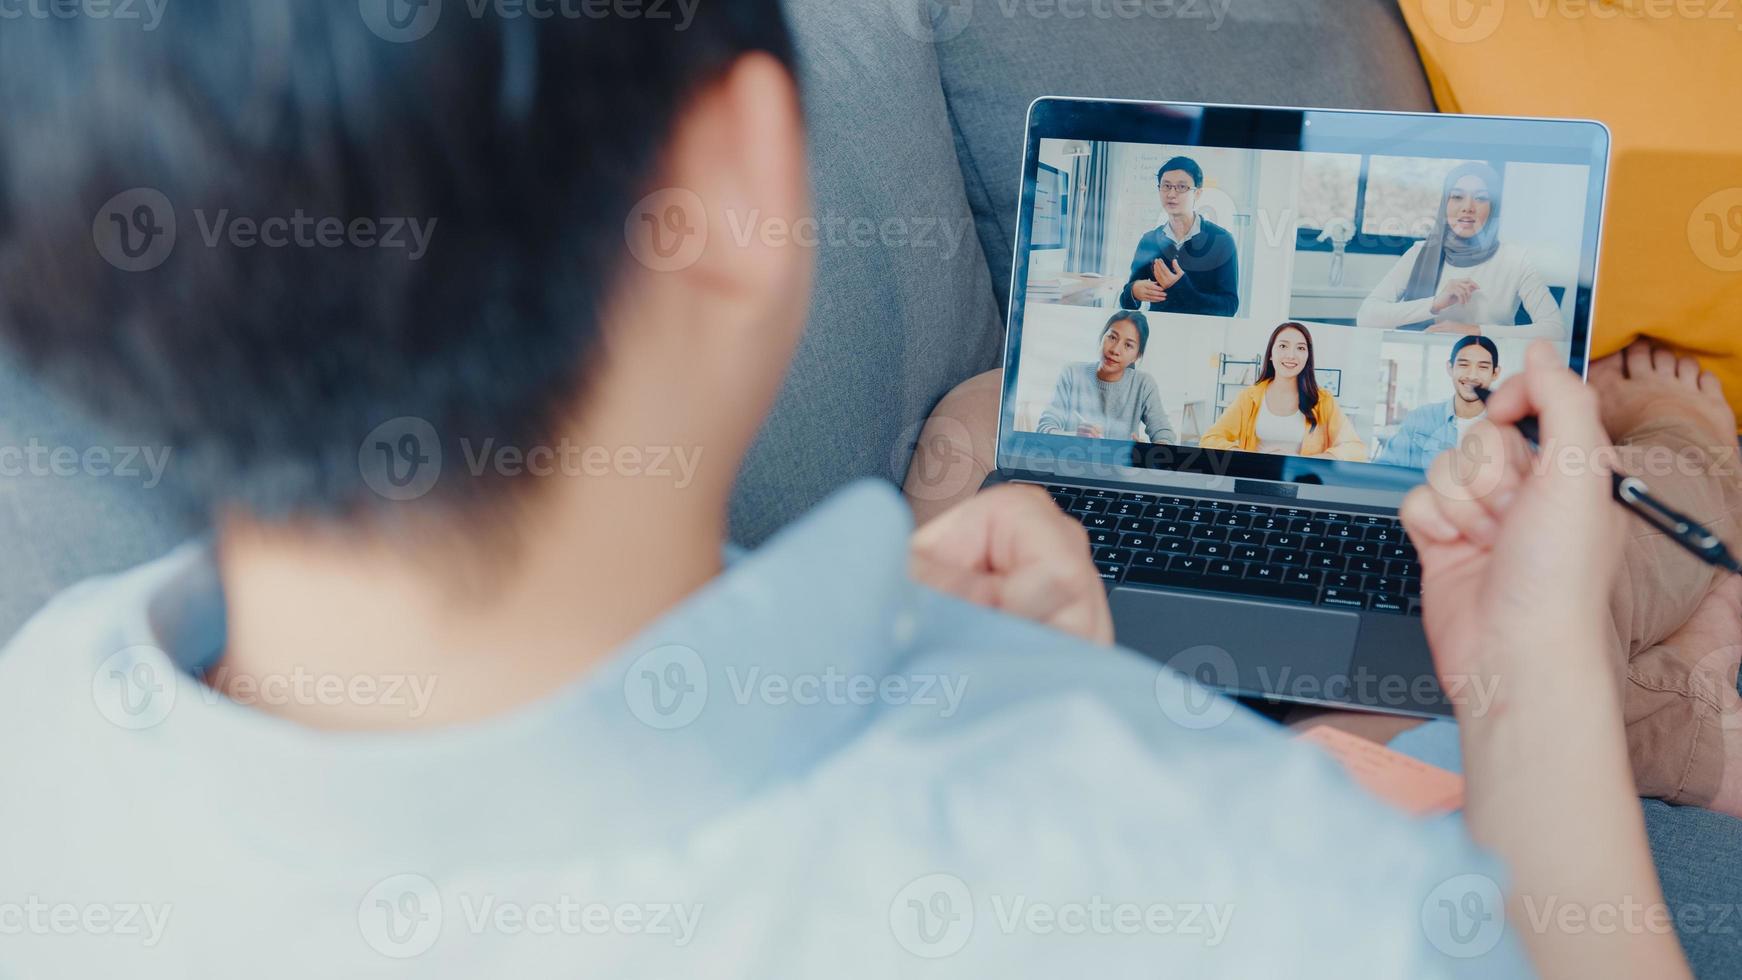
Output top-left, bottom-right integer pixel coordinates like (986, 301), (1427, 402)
(0, 0), (793, 522)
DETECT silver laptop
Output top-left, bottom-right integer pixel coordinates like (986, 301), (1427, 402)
(992, 97), (1610, 716)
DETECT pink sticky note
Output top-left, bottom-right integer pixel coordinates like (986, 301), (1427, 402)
(1296, 725), (1465, 816)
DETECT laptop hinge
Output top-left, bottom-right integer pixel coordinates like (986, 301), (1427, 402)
(1234, 479), (1299, 500)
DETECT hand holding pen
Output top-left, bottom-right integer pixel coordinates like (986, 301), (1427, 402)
(1470, 375), (1742, 576)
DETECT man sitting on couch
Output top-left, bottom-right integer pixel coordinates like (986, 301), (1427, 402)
(0, 2), (1692, 976)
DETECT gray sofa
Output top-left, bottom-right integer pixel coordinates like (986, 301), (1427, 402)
(1, 0), (1738, 973)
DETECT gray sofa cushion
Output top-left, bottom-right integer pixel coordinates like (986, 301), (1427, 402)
(0, 357), (195, 636)
(728, 0), (1007, 545)
(930, 0), (1438, 315)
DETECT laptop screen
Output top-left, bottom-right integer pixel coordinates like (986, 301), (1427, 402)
(1000, 99), (1609, 499)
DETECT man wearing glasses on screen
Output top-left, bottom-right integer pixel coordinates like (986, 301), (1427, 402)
(1117, 156), (1240, 317)
(1375, 335), (1502, 469)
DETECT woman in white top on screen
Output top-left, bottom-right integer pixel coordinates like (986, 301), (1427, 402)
(1355, 161), (1565, 340)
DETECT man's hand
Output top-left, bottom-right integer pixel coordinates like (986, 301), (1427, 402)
(1075, 423), (1104, 439)
(911, 484), (1114, 645)
(1152, 258), (1186, 290)
(1399, 342), (1623, 687)
(1130, 279), (1168, 305)
(1430, 276), (1479, 314)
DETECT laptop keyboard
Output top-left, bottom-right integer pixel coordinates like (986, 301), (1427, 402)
(1028, 483), (1424, 616)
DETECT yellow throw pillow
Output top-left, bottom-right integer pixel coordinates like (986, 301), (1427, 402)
(1399, 0), (1742, 430)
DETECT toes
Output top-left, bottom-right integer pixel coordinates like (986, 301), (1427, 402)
(1589, 354), (1623, 388)
(1700, 370), (1728, 400)
(1652, 345), (1680, 376)
(1624, 340), (1655, 379)
(1678, 356), (1706, 389)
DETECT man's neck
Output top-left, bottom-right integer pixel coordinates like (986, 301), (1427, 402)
(1452, 395), (1486, 420)
(1167, 213), (1194, 240)
(215, 447), (733, 732)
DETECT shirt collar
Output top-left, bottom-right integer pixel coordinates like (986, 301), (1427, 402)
(78, 480), (920, 866)
(1440, 399), (1486, 426)
(1160, 213), (1203, 247)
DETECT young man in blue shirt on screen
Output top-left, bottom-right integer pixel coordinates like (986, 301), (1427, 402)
(0, 2), (1690, 977)
(1376, 336), (1503, 470)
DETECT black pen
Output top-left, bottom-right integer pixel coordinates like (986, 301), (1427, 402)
(1471, 385), (1742, 575)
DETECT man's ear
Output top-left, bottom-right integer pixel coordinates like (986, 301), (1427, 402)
(620, 52), (808, 329)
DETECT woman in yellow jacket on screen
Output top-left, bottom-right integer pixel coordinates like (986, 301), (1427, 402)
(1200, 322), (1368, 461)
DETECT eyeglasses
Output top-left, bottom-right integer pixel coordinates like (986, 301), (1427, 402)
(1159, 182), (1197, 195)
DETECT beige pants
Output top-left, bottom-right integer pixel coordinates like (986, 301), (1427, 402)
(905, 370), (1742, 807)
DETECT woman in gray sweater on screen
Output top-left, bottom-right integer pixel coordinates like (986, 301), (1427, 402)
(1036, 310), (1177, 443)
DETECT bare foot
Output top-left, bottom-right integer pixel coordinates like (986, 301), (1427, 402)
(1589, 340), (1733, 446)
(1674, 577), (1742, 818)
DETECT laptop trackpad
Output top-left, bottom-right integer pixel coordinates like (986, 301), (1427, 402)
(1109, 587), (1359, 701)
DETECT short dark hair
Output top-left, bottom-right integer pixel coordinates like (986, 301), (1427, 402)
(1156, 157), (1203, 188)
(1450, 335), (1500, 366)
(1104, 310), (1150, 357)
(0, 1), (794, 522)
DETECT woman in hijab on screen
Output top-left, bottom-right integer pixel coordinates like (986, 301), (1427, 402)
(1356, 161), (1565, 340)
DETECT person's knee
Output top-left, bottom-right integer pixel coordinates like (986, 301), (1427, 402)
(903, 370), (1001, 524)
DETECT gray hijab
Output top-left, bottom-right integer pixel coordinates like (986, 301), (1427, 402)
(1402, 162), (1503, 303)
